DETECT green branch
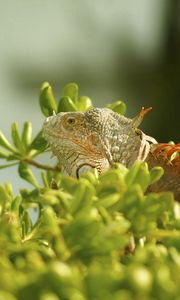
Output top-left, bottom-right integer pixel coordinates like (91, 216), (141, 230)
(22, 158), (61, 172)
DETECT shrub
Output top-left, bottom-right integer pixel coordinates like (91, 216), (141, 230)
(0, 83), (180, 300)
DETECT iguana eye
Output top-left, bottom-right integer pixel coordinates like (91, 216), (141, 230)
(66, 117), (76, 125)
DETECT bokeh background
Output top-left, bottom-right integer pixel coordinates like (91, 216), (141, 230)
(0, 0), (180, 191)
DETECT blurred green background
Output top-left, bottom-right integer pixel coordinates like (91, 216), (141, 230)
(0, 0), (180, 190)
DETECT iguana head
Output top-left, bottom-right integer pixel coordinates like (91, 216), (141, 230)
(42, 108), (156, 177)
(42, 109), (111, 176)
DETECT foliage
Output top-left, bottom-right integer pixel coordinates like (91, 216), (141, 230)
(0, 83), (180, 300)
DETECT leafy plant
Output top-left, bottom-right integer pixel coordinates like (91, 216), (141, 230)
(0, 82), (180, 300)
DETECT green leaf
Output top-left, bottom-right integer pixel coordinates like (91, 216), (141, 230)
(121, 184), (143, 212)
(11, 122), (24, 153)
(0, 184), (13, 209)
(132, 163), (150, 192)
(11, 195), (21, 215)
(0, 162), (18, 169)
(32, 207), (60, 240)
(41, 171), (49, 187)
(21, 210), (32, 235)
(150, 166), (164, 185)
(0, 291), (17, 300)
(0, 148), (10, 159)
(62, 82), (78, 103)
(69, 179), (95, 215)
(77, 96), (93, 111)
(22, 122), (32, 148)
(18, 162), (39, 187)
(0, 131), (15, 152)
(30, 131), (47, 151)
(125, 162), (150, 192)
(97, 169), (126, 197)
(39, 82), (57, 117)
(96, 193), (120, 208)
(58, 96), (77, 112)
(61, 176), (79, 194)
(39, 292), (59, 300)
(5, 182), (14, 198)
(107, 100), (126, 115)
(128, 266), (153, 292)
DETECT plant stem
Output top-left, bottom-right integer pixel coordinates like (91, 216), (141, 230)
(23, 158), (61, 172)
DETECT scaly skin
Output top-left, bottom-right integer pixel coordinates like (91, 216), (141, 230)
(42, 108), (180, 201)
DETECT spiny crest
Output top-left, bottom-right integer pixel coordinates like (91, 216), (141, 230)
(84, 106), (152, 133)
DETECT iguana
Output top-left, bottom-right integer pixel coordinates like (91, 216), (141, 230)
(42, 107), (180, 201)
